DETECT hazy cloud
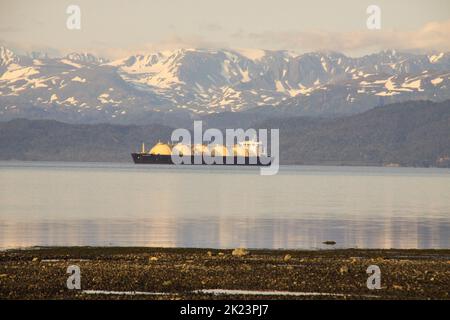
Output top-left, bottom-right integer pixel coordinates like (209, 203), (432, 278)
(79, 35), (231, 59)
(0, 26), (23, 33)
(199, 23), (223, 32)
(0, 39), (62, 57)
(3, 20), (450, 60)
(236, 20), (450, 55)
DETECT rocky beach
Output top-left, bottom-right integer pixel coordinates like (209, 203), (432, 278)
(0, 247), (449, 300)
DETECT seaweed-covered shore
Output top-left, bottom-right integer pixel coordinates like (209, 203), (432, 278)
(1, 247), (449, 300)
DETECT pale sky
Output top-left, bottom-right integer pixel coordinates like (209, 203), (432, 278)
(1, 0), (450, 58)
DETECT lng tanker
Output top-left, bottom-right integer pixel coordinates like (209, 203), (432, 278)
(131, 140), (272, 166)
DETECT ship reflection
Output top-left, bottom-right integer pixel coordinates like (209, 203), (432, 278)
(2, 162), (450, 250)
(1, 216), (449, 250)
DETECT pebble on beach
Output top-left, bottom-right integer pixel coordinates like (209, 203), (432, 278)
(283, 254), (292, 262)
(339, 265), (349, 274)
(232, 248), (249, 257)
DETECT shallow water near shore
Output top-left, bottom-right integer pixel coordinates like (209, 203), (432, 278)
(0, 161), (449, 250)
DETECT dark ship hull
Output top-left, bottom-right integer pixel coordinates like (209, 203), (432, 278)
(131, 153), (271, 166)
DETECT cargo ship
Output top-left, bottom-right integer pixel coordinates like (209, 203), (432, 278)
(131, 141), (272, 166)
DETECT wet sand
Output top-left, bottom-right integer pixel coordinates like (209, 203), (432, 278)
(0, 247), (449, 300)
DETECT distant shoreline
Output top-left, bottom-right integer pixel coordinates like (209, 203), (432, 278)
(1, 159), (450, 170)
(1, 247), (449, 300)
(2, 100), (450, 169)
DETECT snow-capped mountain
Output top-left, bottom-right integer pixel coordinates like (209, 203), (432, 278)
(0, 46), (449, 123)
(0, 47), (20, 68)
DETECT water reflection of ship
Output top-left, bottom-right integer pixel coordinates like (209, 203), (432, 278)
(132, 140), (272, 166)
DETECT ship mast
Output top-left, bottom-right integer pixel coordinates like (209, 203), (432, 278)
(141, 142), (145, 154)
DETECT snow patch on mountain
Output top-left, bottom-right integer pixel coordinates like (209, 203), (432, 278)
(403, 79), (422, 90)
(429, 53), (444, 63)
(431, 77), (444, 85)
(0, 46), (19, 67)
(60, 59), (82, 69)
(235, 48), (266, 61)
(0, 66), (39, 81)
(1, 46), (450, 122)
(71, 76), (86, 83)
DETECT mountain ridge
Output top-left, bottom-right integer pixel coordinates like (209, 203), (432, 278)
(1, 46), (450, 125)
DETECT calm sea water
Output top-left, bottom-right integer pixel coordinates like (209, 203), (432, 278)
(0, 161), (449, 250)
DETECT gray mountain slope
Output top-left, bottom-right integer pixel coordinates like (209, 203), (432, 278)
(1, 46), (450, 125)
(1, 100), (449, 167)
